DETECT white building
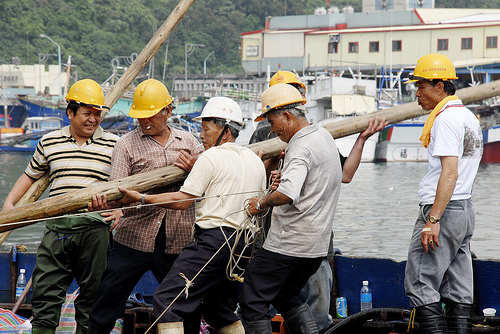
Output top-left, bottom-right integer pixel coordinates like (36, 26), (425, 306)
(0, 64), (64, 96)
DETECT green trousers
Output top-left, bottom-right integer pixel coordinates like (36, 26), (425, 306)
(31, 217), (112, 332)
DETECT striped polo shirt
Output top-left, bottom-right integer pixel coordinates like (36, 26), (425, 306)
(25, 126), (119, 197)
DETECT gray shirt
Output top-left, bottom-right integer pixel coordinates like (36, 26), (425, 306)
(263, 124), (342, 258)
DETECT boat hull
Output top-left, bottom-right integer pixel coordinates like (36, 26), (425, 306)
(17, 95), (70, 127)
(375, 123), (428, 162)
(481, 126), (500, 163)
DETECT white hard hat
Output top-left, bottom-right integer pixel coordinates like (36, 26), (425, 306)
(194, 97), (244, 127)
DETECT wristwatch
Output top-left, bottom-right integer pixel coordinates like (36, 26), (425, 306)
(141, 193), (146, 205)
(429, 215), (440, 224)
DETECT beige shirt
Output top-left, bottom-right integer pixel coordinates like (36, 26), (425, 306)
(180, 142), (267, 230)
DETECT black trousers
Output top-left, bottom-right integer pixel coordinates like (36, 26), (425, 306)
(89, 221), (178, 332)
(239, 248), (323, 322)
(153, 227), (251, 330)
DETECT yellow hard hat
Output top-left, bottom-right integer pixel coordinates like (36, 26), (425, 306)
(406, 53), (458, 83)
(129, 79), (173, 119)
(255, 83), (307, 122)
(65, 79), (109, 110)
(269, 70), (306, 91)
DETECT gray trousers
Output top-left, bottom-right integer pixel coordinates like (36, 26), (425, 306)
(404, 199), (475, 307)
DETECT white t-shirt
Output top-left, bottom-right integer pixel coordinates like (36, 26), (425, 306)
(180, 142), (267, 230)
(418, 100), (483, 205)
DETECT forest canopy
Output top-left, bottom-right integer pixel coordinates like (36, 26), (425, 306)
(0, 0), (496, 87)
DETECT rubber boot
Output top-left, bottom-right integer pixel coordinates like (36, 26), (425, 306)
(31, 328), (55, 334)
(415, 302), (447, 334)
(283, 303), (319, 334)
(157, 322), (184, 334)
(445, 302), (472, 334)
(243, 319), (272, 334)
(219, 320), (245, 334)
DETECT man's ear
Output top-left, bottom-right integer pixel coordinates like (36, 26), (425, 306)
(282, 110), (292, 123)
(434, 81), (445, 94)
(165, 105), (173, 118)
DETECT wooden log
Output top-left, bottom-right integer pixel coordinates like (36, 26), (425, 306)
(251, 79), (500, 160)
(0, 174), (49, 243)
(102, 0), (196, 116)
(1, 80), (500, 232)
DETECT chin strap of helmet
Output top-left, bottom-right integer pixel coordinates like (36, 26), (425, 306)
(214, 123), (229, 147)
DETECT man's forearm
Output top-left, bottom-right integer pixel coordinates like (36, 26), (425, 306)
(258, 190), (292, 209)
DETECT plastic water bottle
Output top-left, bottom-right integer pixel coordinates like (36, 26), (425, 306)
(360, 280), (372, 311)
(16, 269), (27, 301)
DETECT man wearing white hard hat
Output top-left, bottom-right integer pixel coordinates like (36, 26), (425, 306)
(118, 96), (267, 334)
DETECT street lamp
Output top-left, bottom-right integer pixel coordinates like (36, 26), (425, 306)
(40, 34), (62, 97)
(185, 43), (204, 82)
(203, 51), (215, 75)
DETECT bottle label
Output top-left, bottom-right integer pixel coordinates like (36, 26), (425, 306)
(16, 286), (24, 299)
(361, 294), (372, 303)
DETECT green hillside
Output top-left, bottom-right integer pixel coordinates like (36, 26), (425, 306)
(0, 0), (497, 87)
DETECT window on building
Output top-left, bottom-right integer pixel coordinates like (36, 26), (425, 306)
(461, 37), (472, 50)
(369, 41), (379, 52)
(328, 42), (338, 53)
(348, 42), (358, 53)
(392, 40), (402, 52)
(487, 36), (498, 48)
(437, 39), (448, 51)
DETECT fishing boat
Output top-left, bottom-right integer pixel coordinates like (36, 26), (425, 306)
(374, 121), (427, 163)
(16, 95), (70, 127)
(0, 88), (30, 128)
(0, 116), (64, 154)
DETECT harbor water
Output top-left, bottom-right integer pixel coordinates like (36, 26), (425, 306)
(1, 154), (500, 262)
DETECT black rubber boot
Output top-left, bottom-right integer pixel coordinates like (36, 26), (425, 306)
(243, 319), (272, 334)
(415, 302), (447, 334)
(445, 302), (472, 334)
(283, 303), (319, 334)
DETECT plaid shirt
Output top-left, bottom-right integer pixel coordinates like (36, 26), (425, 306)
(112, 126), (199, 253)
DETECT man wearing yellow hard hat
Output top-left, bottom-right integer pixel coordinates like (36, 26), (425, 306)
(87, 79), (200, 334)
(238, 83), (342, 333)
(250, 71), (385, 333)
(404, 54), (483, 334)
(2, 79), (119, 334)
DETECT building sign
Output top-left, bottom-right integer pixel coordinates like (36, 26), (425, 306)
(246, 45), (259, 57)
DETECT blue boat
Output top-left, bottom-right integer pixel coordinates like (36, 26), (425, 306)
(2, 249), (500, 333)
(16, 95), (70, 127)
(0, 116), (64, 154)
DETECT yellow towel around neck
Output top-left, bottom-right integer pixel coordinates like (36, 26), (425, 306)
(419, 95), (459, 148)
